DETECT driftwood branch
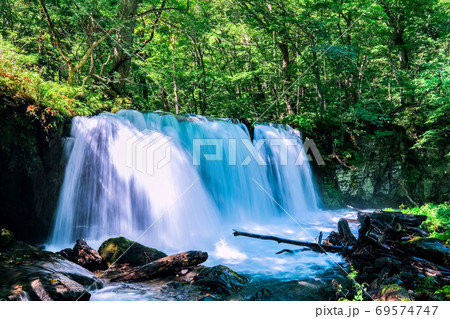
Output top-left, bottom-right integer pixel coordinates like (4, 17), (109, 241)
(232, 229), (345, 253)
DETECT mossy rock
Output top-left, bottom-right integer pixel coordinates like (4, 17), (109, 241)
(379, 284), (412, 301)
(98, 237), (166, 266)
(0, 228), (14, 248)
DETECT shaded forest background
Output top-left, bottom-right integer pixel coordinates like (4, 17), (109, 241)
(0, 0), (449, 214)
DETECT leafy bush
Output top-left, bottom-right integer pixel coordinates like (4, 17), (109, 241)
(0, 39), (131, 120)
(400, 203), (450, 243)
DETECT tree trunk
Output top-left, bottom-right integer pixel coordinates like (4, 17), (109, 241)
(278, 41), (292, 114)
(170, 27), (179, 114)
(67, 64), (75, 86)
(161, 87), (170, 112)
(112, 0), (139, 90)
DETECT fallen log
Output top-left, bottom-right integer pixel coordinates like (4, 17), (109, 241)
(232, 230), (345, 253)
(410, 257), (450, 284)
(110, 251), (208, 282)
(357, 211), (427, 228)
(394, 214), (427, 227)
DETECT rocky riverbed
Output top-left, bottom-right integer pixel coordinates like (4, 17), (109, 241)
(0, 231), (349, 301)
(1, 208), (449, 301)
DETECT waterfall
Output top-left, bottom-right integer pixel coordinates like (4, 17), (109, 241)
(49, 111), (320, 251)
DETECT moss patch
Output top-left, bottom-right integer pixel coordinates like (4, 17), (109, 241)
(98, 237), (166, 266)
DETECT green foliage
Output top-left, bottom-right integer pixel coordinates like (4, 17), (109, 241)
(321, 177), (342, 208)
(435, 285), (450, 300)
(334, 267), (368, 301)
(0, 38), (134, 118)
(415, 276), (450, 301)
(400, 203), (450, 243)
(0, 0), (448, 193)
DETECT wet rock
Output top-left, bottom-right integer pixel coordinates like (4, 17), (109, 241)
(250, 288), (272, 300)
(6, 285), (30, 301)
(98, 237), (166, 266)
(0, 228), (14, 248)
(193, 265), (248, 295)
(373, 257), (402, 279)
(39, 273), (90, 301)
(31, 279), (53, 301)
(405, 238), (450, 268)
(57, 248), (74, 262)
(0, 239), (102, 300)
(323, 231), (342, 246)
(167, 281), (183, 289)
(374, 257), (401, 270)
(72, 239), (107, 271)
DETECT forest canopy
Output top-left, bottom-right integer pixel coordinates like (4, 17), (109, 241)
(0, 0), (448, 151)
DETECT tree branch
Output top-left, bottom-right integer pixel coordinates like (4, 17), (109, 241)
(37, 0), (71, 63)
(74, 29), (114, 71)
(136, 0), (190, 18)
(232, 229), (346, 253)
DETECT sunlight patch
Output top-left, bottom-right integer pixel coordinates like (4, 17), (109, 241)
(213, 239), (248, 264)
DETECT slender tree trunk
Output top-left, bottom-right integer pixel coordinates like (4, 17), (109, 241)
(160, 88), (170, 112)
(169, 24), (179, 114)
(68, 64), (75, 86)
(278, 41), (292, 114)
(309, 34), (325, 114)
(112, 0), (139, 90)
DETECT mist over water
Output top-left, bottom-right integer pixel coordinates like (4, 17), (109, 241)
(48, 110), (347, 278)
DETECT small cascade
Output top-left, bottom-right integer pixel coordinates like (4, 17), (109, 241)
(254, 124), (320, 216)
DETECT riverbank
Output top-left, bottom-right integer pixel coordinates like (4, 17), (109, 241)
(2, 204), (449, 301)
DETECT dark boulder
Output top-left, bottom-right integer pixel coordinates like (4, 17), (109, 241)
(98, 237), (166, 266)
(57, 248), (75, 262)
(72, 239), (107, 271)
(193, 265), (248, 295)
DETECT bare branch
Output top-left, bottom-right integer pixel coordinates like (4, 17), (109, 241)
(136, 0), (190, 18)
